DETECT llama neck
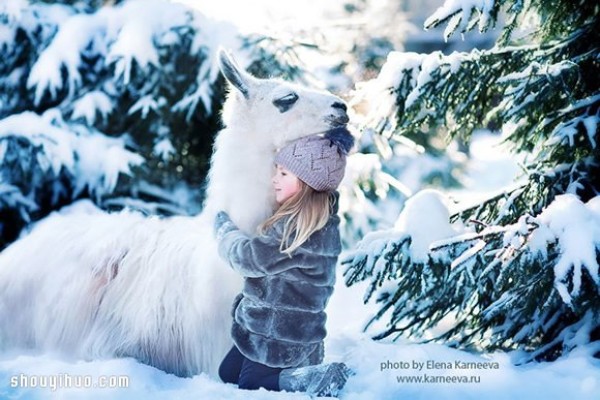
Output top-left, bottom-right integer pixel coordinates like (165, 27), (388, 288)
(203, 129), (276, 235)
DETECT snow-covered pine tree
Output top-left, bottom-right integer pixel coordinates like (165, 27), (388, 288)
(0, 0), (313, 249)
(344, 0), (600, 361)
(341, 0), (505, 246)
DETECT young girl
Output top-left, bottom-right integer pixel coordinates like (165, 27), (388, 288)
(213, 128), (354, 397)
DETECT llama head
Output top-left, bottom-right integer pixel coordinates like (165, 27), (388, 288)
(218, 49), (349, 149)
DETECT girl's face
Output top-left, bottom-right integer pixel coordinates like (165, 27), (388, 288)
(272, 164), (301, 204)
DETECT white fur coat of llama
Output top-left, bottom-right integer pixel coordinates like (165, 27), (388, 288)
(0, 50), (349, 377)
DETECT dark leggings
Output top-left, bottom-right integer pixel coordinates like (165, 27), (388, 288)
(219, 346), (282, 391)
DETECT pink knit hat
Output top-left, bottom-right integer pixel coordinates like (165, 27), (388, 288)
(274, 127), (354, 192)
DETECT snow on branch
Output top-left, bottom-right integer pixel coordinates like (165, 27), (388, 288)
(72, 130), (144, 199)
(27, 12), (99, 105)
(71, 91), (114, 126)
(522, 195), (600, 305)
(358, 19), (597, 204)
(355, 50), (473, 139)
(343, 190), (459, 303)
(344, 190), (600, 357)
(0, 111), (76, 175)
(0, 0), (27, 25)
(0, 111), (143, 199)
(424, 0), (501, 40)
(0, 182), (38, 220)
(24, 0), (225, 112)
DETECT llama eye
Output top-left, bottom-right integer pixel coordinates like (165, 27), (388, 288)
(273, 93), (299, 113)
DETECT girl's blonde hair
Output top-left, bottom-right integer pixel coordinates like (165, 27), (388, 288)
(259, 181), (333, 255)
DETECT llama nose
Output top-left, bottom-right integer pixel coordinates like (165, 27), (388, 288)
(332, 102), (347, 112)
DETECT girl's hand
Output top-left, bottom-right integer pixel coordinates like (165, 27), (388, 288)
(214, 211), (237, 240)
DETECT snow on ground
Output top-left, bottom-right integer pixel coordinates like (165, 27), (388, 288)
(1, 130), (599, 399)
(1, 331), (599, 399)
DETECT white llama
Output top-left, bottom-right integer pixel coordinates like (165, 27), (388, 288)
(0, 50), (349, 377)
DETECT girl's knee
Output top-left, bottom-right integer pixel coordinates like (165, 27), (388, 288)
(237, 372), (280, 392)
(237, 378), (261, 391)
(219, 346), (244, 384)
(219, 358), (240, 384)
(219, 364), (238, 384)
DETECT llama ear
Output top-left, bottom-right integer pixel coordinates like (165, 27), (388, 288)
(218, 49), (250, 99)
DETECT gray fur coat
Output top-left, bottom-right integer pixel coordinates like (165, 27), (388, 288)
(215, 205), (341, 368)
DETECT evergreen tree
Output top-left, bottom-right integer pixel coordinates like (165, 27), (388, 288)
(0, 0), (314, 249)
(338, 0), (494, 246)
(344, 0), (600, 361)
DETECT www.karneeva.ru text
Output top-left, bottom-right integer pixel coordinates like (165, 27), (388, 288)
(396, 374), (481, 384)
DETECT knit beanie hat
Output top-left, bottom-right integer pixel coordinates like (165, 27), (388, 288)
(275, 127), (354, 192)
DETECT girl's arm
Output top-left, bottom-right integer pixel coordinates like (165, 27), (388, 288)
(214, 212), (294, 278)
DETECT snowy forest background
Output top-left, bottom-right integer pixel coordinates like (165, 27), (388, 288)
(0, 0), (599, 399)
